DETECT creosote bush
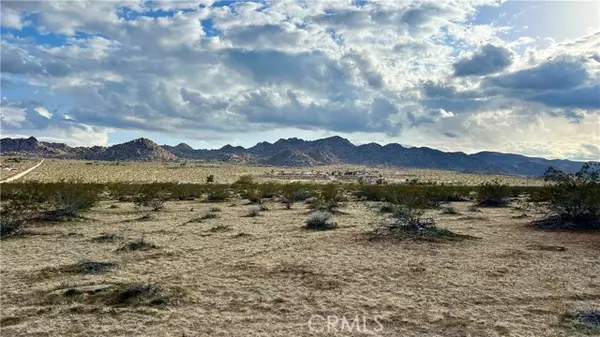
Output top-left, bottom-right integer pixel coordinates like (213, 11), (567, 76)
(476, 179), (510, 207)
(536, 163), (600, 229)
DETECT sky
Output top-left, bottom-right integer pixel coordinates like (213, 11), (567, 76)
(0, 0), (599, 160)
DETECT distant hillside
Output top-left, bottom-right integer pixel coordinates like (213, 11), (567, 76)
(0, 136), (593, 176)
(1, 137), (175, 162)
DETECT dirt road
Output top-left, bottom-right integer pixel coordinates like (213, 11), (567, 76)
(0, 159), (44, 183)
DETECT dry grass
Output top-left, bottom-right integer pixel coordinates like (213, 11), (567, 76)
(1, 198), (598, 336)
(19, 158), (543, 185)
(0, 157), (39, 180)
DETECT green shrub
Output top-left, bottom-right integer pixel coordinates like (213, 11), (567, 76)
(476, 179), (510, 207)
(205, 185), (230, 202)
(537, 163), (600, 229)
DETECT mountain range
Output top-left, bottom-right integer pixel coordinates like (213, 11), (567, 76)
(0, 136), (592, 176)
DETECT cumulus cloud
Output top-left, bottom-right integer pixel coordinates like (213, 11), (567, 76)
(0, 0), (598, 160)
(453, 44), (513, 76)
(487, 56), (591, 91)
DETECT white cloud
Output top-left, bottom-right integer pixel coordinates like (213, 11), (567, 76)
(0, 0), (598, 160)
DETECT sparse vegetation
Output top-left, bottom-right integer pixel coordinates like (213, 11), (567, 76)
(188, 213), (219, 223)
(245, 205), (261, 217)
(441, 206), (460, 215)
(117, 237), (158, 252)
(0, 163), (597, 337)
(476, 179), (510, 207)
(372, 205), (471, 241)
(305, 211), (337, 230)
(559, 309), (600, 334)
(62, 260), (116, 275)
(209, 224), (231, 232)
(91, 233), (120, 243)
(536, 163), (600, 229)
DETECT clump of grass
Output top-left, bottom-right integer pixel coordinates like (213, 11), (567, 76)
(63, 260), (116, 274)
(108, 204), (119, 209)
(91, 233), (120, 243)
(137, 214), (155, 221)
(209, 207), (222, 212)
(559, 309), (600, 334)
(188, 213), (219, 223)
(233, 232), (251, 238)
(110, 283), (173, 306)
(441, 206), (460, 215)
(305, 211), (337, 230)
(209, 225), (231, 232)
(53, 283), (180, 307)
(116, 237), (158, 252)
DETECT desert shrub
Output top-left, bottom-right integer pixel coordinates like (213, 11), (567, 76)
(243, 188), (263, 204)
(559, 308), (600, 334)
(206, 175), (215, 183)
(378, 203), (395, 213)
(209, 224), (231, 232)
(536, 163), (600, 229)
(260, 183), (277, 198)
(132, 183), (168, 211)
(0, 215), (25, 238)
(476, 179), (510, 207)
(234, 175), (254, 186)
(62, 260), (116, 275)
(205, 185), (230, 202)
(305, 211), (337, 230)
(110, 283), (175, 306)
(372, 205), (469, 241)
(468, 205), (482, 212)
(188, 213), (219, 223)
(209, 207), (222, 212)
(117, 237), (157, 252)
(441, 206), (460, 215)
(280, 184), (300, 209)
(91, 233), (120, 243)
(245, 205), (261, 217)
(312, 184), (342, 212)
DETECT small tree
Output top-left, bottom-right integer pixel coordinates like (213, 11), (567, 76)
(281, 184), (298, 209)
(539, 163), (600, 229)
(316, 183), (341, 212)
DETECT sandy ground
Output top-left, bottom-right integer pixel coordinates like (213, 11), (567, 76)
(20, 159), (543, 186)
(1, 199), (598, 337)
(0, 158), (40, 181)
